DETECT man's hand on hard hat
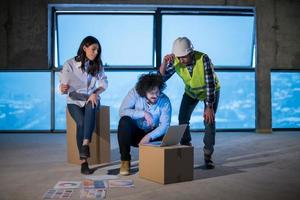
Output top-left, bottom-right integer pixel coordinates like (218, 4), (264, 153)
(163, 54), (175, 66)
(204, 106), (215, 124)
(160, 54), (175, 75)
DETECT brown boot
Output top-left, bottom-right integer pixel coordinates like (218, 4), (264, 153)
(119, 160), (131, 176)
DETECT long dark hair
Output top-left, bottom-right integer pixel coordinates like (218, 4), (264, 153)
(75, 36), (103, 76)
(135, 73), (166, 97)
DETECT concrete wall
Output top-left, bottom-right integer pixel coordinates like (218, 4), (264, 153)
(0, 0), (299, 131)
(0, 0), (48, 69)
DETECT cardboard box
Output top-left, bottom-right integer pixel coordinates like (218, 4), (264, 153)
(139, 145), (193, 184)
(66, 105), (110, 165)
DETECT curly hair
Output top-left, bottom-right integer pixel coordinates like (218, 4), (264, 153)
(135, 73), (166, 97)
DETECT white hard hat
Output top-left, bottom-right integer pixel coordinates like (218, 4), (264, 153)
(172, 37), (194, 57)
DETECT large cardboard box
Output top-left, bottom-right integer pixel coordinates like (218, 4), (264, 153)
(139, 145), (193, 184)
(66, 105), (110, 165)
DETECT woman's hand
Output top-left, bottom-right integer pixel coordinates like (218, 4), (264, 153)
(60, 84), (69, 94)
(87, 93), (98, 108)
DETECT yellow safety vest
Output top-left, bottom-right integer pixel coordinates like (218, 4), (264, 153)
(174, 51), (220, 100)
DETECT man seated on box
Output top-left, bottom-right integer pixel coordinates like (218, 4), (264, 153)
(118, 73), (172, 176)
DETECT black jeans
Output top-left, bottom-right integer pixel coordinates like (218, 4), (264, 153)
(117, 116), (163, 161)
(67, 102), (98, 159)
(179, 91), (220, 156)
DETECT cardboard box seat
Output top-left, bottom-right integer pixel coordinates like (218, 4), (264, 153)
(66, 105), (110, 165)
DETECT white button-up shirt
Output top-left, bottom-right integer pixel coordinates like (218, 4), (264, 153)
(59, 58), (108, 107)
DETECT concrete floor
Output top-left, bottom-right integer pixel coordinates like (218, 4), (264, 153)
(0, 131), (299, 200)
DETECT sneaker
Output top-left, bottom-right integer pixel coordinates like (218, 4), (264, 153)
(81, 162), (94, 175)
(80, 145), (90, 159)
(204, 155), (215, 169)
(119, 160), (130, 176)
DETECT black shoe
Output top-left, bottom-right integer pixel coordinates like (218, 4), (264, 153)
(80, 145), (90, 159)
(204, 157), (215, 169)
(81, 162), (94, 175)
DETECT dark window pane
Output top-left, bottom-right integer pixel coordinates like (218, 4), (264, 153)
(0, 72), (51, 130)
(271, 72), (300, 128)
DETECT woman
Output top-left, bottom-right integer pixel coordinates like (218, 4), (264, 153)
(59, 36), (108, 174)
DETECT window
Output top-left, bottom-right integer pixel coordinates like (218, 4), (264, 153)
(161, 15), (255, 68)
(216, 72), (255, 129)
(163, 72), (255, 129)
(0, 5), (259, 132)
(0, 72), (51, 130)
(56, 14), (154, 68)
(52, 6), (256, 131)
(54, 71), (256, 130)
(0, 70), (256, 131)
(271, 72), (300, 128)
(54, 71), (145, 130)
(55, 8), (255, 69)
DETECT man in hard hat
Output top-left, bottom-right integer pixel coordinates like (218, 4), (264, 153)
(158, 37), (220, 169)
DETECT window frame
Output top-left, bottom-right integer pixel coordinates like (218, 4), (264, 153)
(0, 4), (263, 133)
(55, 12), (156, 69)
(49, 5), (256, 70)
(160, 13), (256, 68)
(0, 69), (62, 133)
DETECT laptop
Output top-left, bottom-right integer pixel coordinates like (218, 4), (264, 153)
(145, 124), (187, 147)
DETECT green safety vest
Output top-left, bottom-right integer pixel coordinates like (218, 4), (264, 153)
(174, 51), (220, 100)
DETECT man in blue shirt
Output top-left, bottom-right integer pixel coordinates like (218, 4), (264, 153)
(118, 73), (172, 175)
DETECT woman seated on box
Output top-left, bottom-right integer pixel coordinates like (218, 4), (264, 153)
(59, 36), (108, 174)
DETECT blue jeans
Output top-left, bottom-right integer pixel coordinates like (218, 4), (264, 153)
(179, 91), (220, 156)
(67, 102), (98, 158)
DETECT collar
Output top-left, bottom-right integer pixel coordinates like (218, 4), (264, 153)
(75, 60), (90, 69)
(75, 60), (81, 68)
(190, 53), (196, 66)
(182, 53), (196, 68)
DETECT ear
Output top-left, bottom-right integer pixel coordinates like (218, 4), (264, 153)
(83, 45), (87, 52)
